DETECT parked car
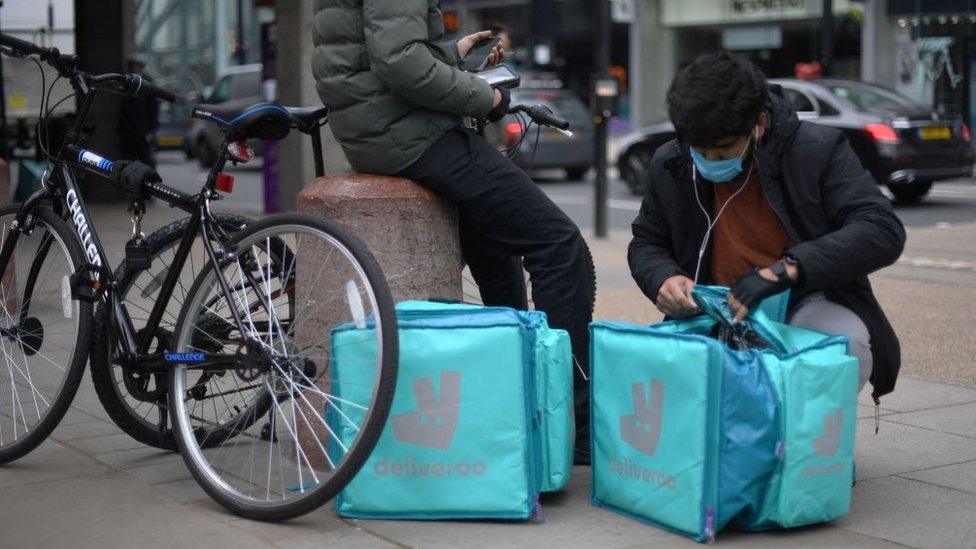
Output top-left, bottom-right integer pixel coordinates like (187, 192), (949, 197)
(188, 63), (264, 167)
(493, 87), (595, 180)
(617, 78), (975, 202)
(155, 99), (191, 156)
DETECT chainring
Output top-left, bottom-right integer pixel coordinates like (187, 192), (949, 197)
(122, 327), (172, 402)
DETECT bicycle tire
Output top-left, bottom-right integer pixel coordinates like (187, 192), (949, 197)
(168, 213), (398, 520)
(89, 214), (252, 451)
(0, 205), (93, 464)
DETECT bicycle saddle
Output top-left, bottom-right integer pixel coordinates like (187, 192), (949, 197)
(191, 102), (328, 141)
(284, 105), (329, 132)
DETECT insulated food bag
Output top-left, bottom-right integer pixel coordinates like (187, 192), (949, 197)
(590, 287), (859, 542)
(330, 301), (574, 520)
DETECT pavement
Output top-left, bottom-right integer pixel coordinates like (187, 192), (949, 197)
(1, 157), (976, 548)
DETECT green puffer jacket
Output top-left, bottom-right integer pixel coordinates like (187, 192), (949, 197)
(311, 0), (495, 175)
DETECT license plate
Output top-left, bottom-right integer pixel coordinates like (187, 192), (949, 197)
(157, 134), (184, 147)
(919, 126), (951, 140)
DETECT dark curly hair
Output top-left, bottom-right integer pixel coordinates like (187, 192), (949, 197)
(667, 52), (768, 148)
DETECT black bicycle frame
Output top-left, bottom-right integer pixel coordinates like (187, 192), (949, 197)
(0, 74), (256, 377)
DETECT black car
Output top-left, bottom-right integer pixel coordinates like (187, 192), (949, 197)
(617, 78), (975, 202)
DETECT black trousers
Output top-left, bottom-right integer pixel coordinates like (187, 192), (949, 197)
(399, 126), (593, 432)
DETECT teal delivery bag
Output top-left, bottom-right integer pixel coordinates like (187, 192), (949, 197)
(590, 287), (859, 541)
(331, 301), (574, 519)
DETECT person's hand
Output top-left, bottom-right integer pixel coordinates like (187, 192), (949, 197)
(457, 30), (505, 67)
(492, 89), (503, 107)
(486, 86), (511, 122)
(727, 262), (798, 323)
(655, 275), (699, 318)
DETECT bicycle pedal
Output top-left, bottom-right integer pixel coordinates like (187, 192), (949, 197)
(125, 236), (153, 271)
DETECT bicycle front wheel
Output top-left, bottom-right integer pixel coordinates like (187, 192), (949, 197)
(168, 214), (397, 520)
(0, 205), (92, 463)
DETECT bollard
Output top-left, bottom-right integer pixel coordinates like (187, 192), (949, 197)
(294, 174), (463, 469)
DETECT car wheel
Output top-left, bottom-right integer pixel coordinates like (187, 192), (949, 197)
(565, 167), (589, 180)
(889, 180), (933, 203)
(622, 146), (653, 195)
(194, 138), (216, 168)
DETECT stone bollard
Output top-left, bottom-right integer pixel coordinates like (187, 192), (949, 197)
(293, 174), (463, 469)
(297, 174), (463, 302)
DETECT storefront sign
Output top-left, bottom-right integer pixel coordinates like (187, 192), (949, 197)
(663, 0), (850, 27)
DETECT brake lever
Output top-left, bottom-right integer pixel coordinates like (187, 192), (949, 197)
(555, 128), (574, 139)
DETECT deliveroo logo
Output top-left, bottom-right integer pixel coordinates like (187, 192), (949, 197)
(391, 372), (462, 450)
(814, 408), (844, 457)
(620, 379), (664, 457)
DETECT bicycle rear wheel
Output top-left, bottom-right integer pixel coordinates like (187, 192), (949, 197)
(90, 214), (251, 451)
(0, 205), (92, 463)
(168, 214), (397, 520)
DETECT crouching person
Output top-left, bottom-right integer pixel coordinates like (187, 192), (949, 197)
(627, 52), (906, 401)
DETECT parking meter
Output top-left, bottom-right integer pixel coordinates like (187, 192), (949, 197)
(591, 74), (619, 120)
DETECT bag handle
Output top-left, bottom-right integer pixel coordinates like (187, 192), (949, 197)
(691, 285), (789, 354)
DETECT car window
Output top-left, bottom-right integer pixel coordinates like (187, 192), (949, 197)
(211, 76), (231, 103)
(818, 100), (839, 116)
(783, 87), (816, 113)
(827, 83), (921, 113)
(230, 71), (261, 100)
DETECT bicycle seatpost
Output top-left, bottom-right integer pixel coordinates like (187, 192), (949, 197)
(310, 123), (325, 179)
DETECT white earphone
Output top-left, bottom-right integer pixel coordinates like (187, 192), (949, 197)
(691, 125), (762, 283)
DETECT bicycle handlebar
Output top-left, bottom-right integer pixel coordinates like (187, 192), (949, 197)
(0, 32), (48, 57)
(89, 73), (177, 103)
(510, 104), (571, 132)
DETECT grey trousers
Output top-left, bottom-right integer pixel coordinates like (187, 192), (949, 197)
(788, 292), (872, 391)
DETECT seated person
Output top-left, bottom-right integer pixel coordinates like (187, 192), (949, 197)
(628, 52), (906, 402)
(312, 2), (594, 461)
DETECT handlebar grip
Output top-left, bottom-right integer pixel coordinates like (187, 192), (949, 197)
(127, 74), (178, 103)
(0, 32), (45, 56)
(523, 105), (570, 131)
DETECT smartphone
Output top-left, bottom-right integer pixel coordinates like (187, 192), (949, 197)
(474, 64), (520, 89)
(462, 35), (502, 72)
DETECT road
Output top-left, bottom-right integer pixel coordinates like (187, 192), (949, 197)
(157, 151), (976, 233)
(534, 169), (976, 233)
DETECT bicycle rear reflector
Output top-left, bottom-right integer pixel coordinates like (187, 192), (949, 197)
(216, 172), (235, 193)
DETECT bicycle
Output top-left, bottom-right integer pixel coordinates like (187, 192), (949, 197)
(0, 33), (398, 521)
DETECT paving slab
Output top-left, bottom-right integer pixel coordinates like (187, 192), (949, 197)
(342, 467), (689, 549)
(64, 432), (155, 454)
(697, 526), (901, 548)
(153, 477), (210, 504)
(858, 376), (976, 413)
(225, 508), (397, 548)
(86, 444), (183, 469)
(0, 472), (270, 549)
(124, 459), (195, 485)
(882, 402), (976, 439)
(837, 476), (976, 548)
(0, 440), (108, 488)
(856, 417), (976, 480)
(902, 459), (976, 495)
(50, 418), (121, 441)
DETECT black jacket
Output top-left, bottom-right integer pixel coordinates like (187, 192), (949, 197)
(628, 87), (906, 398)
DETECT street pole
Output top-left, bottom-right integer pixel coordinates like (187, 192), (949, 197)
(593, 0), (611, 238)
(822, 0), (834, 76)
(0, 0), (8, 160)
(236, 0), (246, 65)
